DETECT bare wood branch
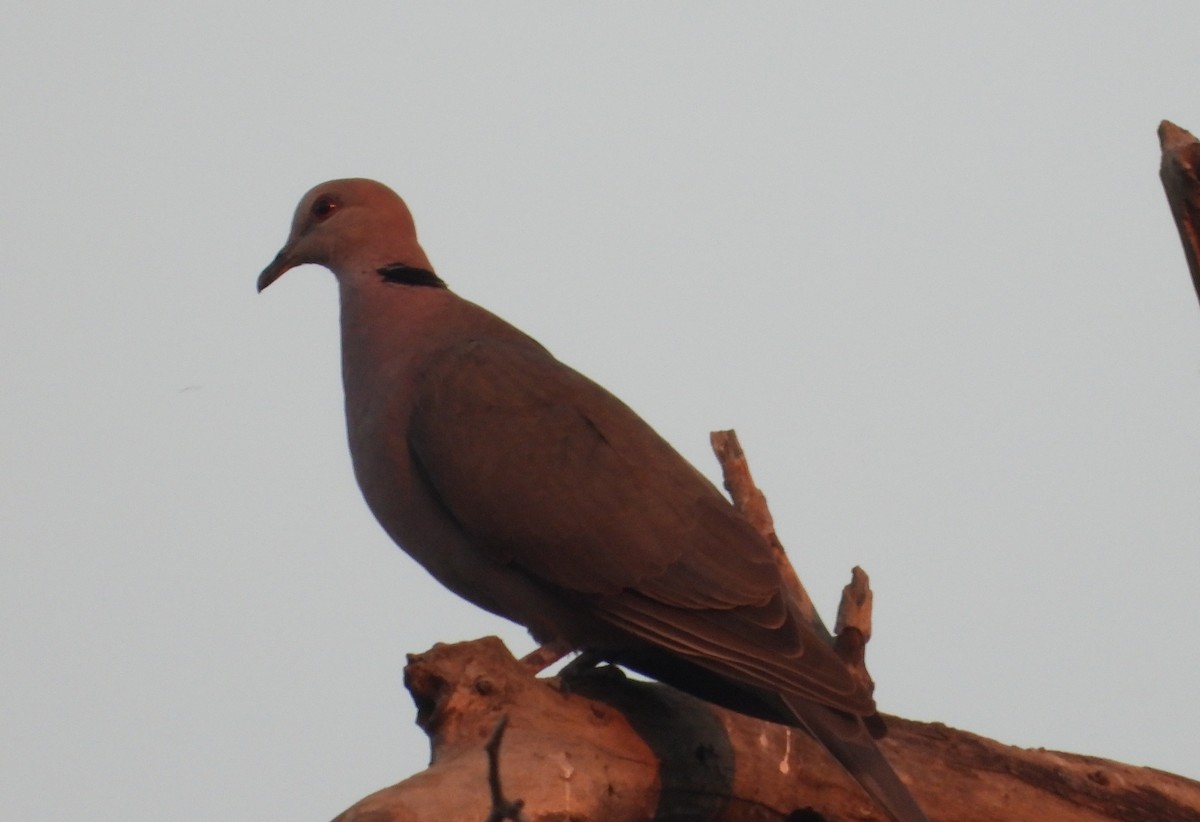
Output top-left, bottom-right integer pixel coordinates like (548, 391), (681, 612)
(331, 638), (1200, 822)
(1158, 119), (1200, 306)
(834, 565), (875, 695)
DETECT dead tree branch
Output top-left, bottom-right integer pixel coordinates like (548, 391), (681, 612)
(331, 637), (1200, 822)
(1158, 119), (1200, 306)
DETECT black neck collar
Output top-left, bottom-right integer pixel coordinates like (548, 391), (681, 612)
(377, 263), (446, 288)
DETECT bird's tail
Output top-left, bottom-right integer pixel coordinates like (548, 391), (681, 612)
(783, 695), (931, 822)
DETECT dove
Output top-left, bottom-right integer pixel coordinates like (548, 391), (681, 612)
(258, 178), (930, 822)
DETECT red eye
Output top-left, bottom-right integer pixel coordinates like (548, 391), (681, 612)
(311, 195), (339, 221)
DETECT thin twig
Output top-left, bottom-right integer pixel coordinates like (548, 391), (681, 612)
(483, 715), (528, 822)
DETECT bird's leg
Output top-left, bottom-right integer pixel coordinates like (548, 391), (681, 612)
(520, 642), (609, 692)
(558, 649), (604, 679)
(519, 641), (572, 673)
(553, 650), (615, 696)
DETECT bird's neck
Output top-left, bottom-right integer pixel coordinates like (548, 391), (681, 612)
(338, 277), (452, 396)
(337, 278), (549, 423)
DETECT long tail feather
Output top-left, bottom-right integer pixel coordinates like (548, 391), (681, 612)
(783, 695), (931, 822)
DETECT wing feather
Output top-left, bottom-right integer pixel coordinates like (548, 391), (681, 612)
(408, 338), (873, 715)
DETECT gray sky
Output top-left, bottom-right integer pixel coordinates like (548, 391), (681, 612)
(4, 4), (1200, 819)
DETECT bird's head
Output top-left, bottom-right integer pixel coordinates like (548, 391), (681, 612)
(257, 178), (436, 292)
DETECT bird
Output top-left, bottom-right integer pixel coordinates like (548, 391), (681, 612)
(258, 178), (931, 822)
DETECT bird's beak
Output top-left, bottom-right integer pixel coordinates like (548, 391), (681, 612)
(257, 246), (296, 292)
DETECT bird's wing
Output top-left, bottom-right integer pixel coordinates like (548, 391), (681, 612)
(408, 337), (872, 714)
